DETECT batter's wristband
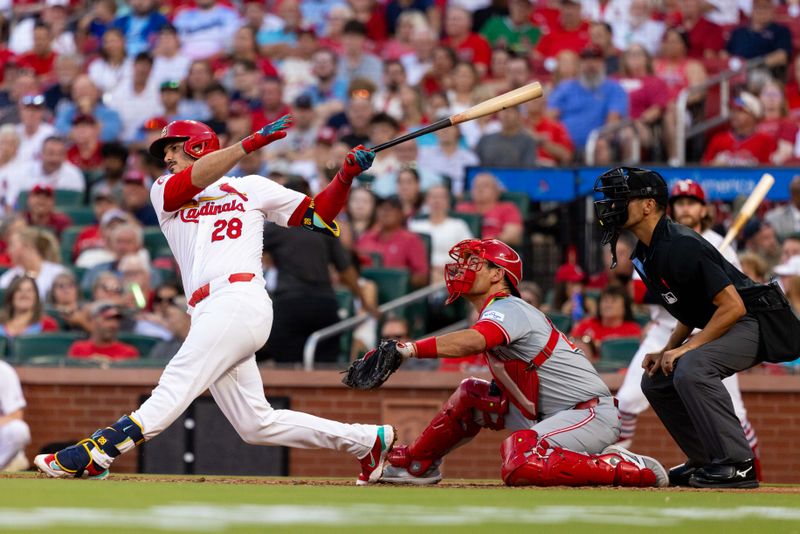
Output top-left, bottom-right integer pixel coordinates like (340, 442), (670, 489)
(414, 337), (438, 359)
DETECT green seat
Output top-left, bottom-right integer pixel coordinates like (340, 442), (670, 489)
(546, 312), (572, 334)
(143, 228), (169, 259)
(414, 232), (432, 268)
(153, 267), (178, 284)
(598, 337), (640, 372)
(117, 333), (161, 357)
(12, 332), (86, 362)
(450, 211), (482, 238)
(60, 225), (90, 264)
(634, 312), (651, 328)
(25, 355), (67, 367)
(360, 268), (410, 304)
(500, 191), (530, 220)
(18, 189), (84, 209)
(60, 206), (97, 226)
(0, 336), (8, 358)
(335, 289), (355, 361)
(111, 358), (166, 368)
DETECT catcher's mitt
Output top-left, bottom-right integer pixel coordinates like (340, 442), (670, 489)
(342, 339), (404, 390)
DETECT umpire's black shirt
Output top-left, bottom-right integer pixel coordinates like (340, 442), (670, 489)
(631, 216), (755, 330)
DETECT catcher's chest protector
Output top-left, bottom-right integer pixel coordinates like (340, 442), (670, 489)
(486, 354), (540, 420)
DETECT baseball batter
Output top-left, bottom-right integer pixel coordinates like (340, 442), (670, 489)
(0, 359), (30, 472)
(616, 180), (761, 477)
(377, 238), (667, 487)
(35, 117), (395, 485)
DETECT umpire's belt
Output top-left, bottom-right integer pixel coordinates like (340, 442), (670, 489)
(189, 273), (256, 307)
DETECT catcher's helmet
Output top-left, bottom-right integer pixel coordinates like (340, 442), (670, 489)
(149, 120), (220, 160)
(669, 179), (706, 205)
(444, 238), (522, 304)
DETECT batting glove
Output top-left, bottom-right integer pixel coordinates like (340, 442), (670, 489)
(241, 114), (293, 154)
(339, 145), (376, 183)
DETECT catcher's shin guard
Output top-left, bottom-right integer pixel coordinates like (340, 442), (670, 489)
(51, 415), (144, 477)
(389, 378), (507, 476)
(500, 430), (659, 487)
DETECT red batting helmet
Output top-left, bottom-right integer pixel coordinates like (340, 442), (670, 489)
(149, 120), (220, 160)
(669, 179), (706, 205)
(444, 238), (522, 304)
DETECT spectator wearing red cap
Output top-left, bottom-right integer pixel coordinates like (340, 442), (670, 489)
(108, 52), (163, 143)
(23, 185), (72, 238)
(569, 285), (641, 360)
(17, 23), (58, 83)
(12, 136), (84, 208)
(150, 26), (192, 87)
(0, 44), (15, 85)
(68, 301), (139, 361)
(66, 114), (103, 173)
(172, 0), (241, 60)
(534, 0), (590, 61)
(551, 261), (590, 320)
(15, 93), (56, 162)
(703, 92), (777, 166)
(121, 171), (158, 227)
(442, 6), (492, 78)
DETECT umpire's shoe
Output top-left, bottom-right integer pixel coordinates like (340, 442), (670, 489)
(357, 425), (396, 486)
(668, 461), (704, 487)
(688, 459), (759, 489)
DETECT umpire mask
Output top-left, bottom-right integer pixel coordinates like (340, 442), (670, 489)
(593, 167), (668, 268)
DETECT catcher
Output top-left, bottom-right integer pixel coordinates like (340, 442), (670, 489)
(344, 238), (668, 487)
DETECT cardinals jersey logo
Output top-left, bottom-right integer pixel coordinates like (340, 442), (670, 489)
(220, 183), (248, 202)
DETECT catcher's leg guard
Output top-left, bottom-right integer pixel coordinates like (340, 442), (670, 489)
(388, 378), (507, 476)
(500, 430), (659, 487)
(46, 415), (144, 478)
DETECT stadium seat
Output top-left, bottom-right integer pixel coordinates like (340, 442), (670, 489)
(60, 206), (97, 226)
(634, 312), (650, 328)
(546, 311), (572, 334)
(60, 225), (89, 264)
(17, 189), (84, 209)
(12, 332), (86, 362)
(597, 337), (640, 372)
(360, 268), (410, 304)
(414, 232), (432, 267)
(500, 191), (531, 220)
(143, 228), (169, 259)
(117, 333), (161, 357)
(0, 336), (8, 358)
(450, 211), (483, 238)
(335, 288), (355, 360)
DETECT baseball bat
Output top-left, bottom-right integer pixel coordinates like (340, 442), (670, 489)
(719, 173), (775, 251)
(371, 82), (544, 153)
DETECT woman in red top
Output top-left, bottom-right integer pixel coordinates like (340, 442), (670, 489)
(653, 28), (707, 163)
(757, 78), (798, 165)
(570, 285), (641, 361)
(0, 276), (59, 350)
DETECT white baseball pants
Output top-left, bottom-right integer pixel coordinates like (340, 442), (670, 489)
(0, 419), (30, 469)
(132, 280), (377, 458)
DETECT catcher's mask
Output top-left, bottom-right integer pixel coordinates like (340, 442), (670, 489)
(444, 238), (522, 305)
(593, 167), (667, 268)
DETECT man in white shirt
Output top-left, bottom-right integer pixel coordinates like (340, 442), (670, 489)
(609, 0), (665, 56)
(765, 176), (800, 241)
(150, 25), (192, 87)
(9, 136), (85, 209)
(408, 184), (474, 282)
(173, 0), (240, 60)
(0, 125), (27, 213)
(0, 360), (30, 472)
(15, 93), (56, 162)
(107, 52), (164, 142)
(419, 114), (481, 197)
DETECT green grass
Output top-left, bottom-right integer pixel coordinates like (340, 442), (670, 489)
(0, 475), (799, 533)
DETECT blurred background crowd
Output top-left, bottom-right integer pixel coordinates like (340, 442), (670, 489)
(0, 0), (798, 374)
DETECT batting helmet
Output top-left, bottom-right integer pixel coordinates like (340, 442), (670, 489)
(444, 238), (522, 304)
(669, 179), (706, 205)
(149, 120), (220, 160)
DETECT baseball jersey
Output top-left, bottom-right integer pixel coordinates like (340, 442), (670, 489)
(0, 360), (26, 416)
(639, 228), (741, 330)
(476, 295), (610, 417)
(150, 173), (306, 301)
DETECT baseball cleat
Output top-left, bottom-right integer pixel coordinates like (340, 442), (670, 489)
(1, 451), (30, 472)
(601, 444), (668, 487)
(357, 425), (396, 486)
(688, 459), (758, 489)
(34, 453), (108, 480)
(380, 459), (443, 485)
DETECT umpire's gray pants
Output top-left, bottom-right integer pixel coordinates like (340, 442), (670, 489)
(641, 315), (760, 465)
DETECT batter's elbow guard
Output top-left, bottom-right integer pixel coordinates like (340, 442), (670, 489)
(300, 202), (341, 238)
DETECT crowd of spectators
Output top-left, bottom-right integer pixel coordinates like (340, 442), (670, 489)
(0, 0), (798, 371)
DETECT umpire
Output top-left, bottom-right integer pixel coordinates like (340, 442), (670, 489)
(594, 167), (800, 489)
